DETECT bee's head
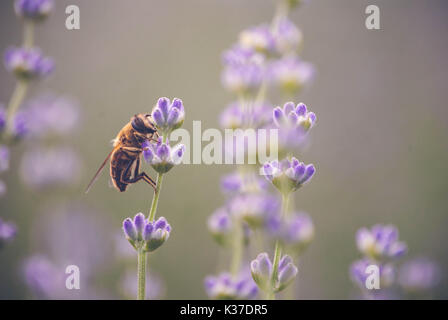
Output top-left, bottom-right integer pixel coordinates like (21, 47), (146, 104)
(131, 114), (157, 138)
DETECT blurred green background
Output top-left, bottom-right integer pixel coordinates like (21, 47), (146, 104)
(0, 0), (447, 299)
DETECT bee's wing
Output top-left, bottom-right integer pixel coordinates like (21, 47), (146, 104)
(84, 147), (118, 194)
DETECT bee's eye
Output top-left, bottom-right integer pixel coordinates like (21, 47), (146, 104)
(131, 116), (146, 133)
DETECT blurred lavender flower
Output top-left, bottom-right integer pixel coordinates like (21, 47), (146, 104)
(10, 110), (29, 138)
(14, 0), (54, 22)
(205, 272), (258, 300)
(271, 101), (316, 150)
(4, 47), (54, 80)
(23, 255), (64, 299)
(274, 18), (303, 55)
(262, 157), (315, 194)
(120, 269), (166, 300)
(398, 257), (441, 293)
(208, 207), (232, 245)
(23, 93), (80, 137)
(268, 56), (314, 96)
(228, 192), (279, 228)
(0, 145), (10, 172)
(220, 171), (268, 195)
(222, 46), (265, 95)
(219, 101), (273, 129)
(350, 258), (395, 290)
(123, 213), (171, 253)
(239, 24), (276, 55)
(251, 252), (298, 292)
(142, 138), (185, 174)
(266, 211), (314, 253)
(19, 146), (82, 189)
(0, 218), (17, 247)
(151, 97), (185, 135)
(356, 225), (407, 261)
(0, 104), (6, 131)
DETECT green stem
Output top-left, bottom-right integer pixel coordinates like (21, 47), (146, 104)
(23, 21), (34, 48)
(230, 219), (243, 276)
(6, 80), (28, 127)
(137, 249), (146, 300)
(268, 193), (290, 300)
(148, 173), (164, 221)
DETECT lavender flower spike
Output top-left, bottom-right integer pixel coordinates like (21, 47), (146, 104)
(15, 0), (54, 22)
(262, 157), (315, 194)
(250, 252), (298, 293)
(204, 272), (258, 300)
(142, 138), (185, 174)
(122, 214), (171, 253)
(4, 47), (54, 80)
(151, 97), (185, 134)
(356, 224), (407, 261)
(0, 218), (17, 248)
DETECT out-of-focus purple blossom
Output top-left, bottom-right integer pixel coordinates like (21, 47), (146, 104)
(24, 255), (64, 299)
(250, 252), (298, 292)
(205, 272), (258, 300)
(23, 93), (80, 137)
(266, 212), (314, 253)
(274, 18), (303, 55)
(350, 258), (395, 290)
(0, 145), (10, 172)
(398, 257), (441, 293)
(273, 102), (316, 132)
(207, 207), (232, 245)
(151, 97), (185, 134)
(9, 111), (29, 139)
(14, 0), (54, 22)
(0, 104), (6, 131)
(228, 193), (279, 228)
(123, 213), (171, 253)
(0, 218), (17, 247)
(220, 171), (268, 195)
(270, 101), (316, 151)
(262, 157), (315, 194)
(356, 225), (407, 261)
(19, 146), (82, 189)
(120, 269), (166, 300)
(268, 56), (314, 96)
(219, 101), (273, 130)
(142, 138), (185, 174)
(0, 180), (6, 197)
(4, 47), (54, 80)
(222, 46), (265, 95)
(239, 24), (276, 55)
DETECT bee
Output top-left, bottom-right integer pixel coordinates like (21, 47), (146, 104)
(85, 114), (158, 193)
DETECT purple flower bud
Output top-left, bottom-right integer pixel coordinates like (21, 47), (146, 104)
(11, 111), (29, 138)
(15, 0), (54, 21)
(123, 218), (137, 244)
(143, 223), (154, 242)
(277, 260), (298, 291)
(133, 213), (146, 240)
(4, 47), (54, 80)
(350, 258), (395, 290)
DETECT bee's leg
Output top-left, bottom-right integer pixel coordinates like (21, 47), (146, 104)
(120, 158), (157, 191)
